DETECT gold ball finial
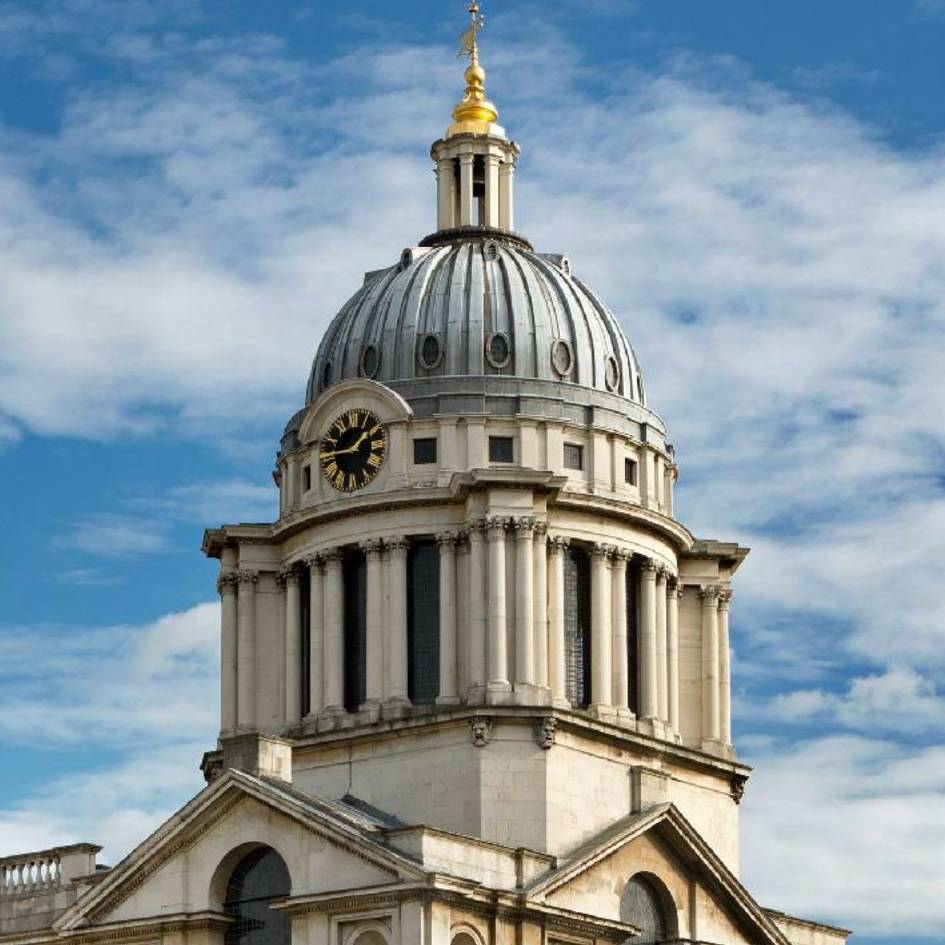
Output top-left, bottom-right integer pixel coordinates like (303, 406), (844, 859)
(449, 0), (501, 136)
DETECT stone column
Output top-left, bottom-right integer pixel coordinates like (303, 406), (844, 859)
(513, 517), (536, 691)
(533, 523), (549, 690)
(217, 571), (239, 735)
(436, 158), (455, 230)
(386, 537), (410, 706)
(486, 517), (511, 698)
(322, 550), (344, 715)
(362, 540), (384, 708)
(548, 536), (569, 706)
(719, 590), (733, 746)
(437, 532), (460, 705)
(656, 568), (669, 722)
(466, 521), (488, 702)
(499, 160), (515, 231)
(667, 577), (681, 734)
(701, 585), (721, 743)
(305, 555), (324, 717)
(484, 153), (501, 228)
(281, 567), (303, 727)
(236, 570), (257, 731)
(459, 153), (475, 226)
(639, 560), (658, 720)
(590, 544), (613, 711)
(610, 551), (630, 712)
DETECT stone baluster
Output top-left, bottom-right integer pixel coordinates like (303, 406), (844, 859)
(611, 550), (631, 711)
(667, 577), (682, 734)
(236, 570), (258, 731)
(386, 537), (410, 706)
(466, 520), (488, 703)
(437, 532), (460, 705)
(280, 567), (303, 726)
(513, 517), (536, 692)
(322, 550), (345, 715)
(719, 590), (733, 746)
(656, 568), (669, 722)
(533, 523), (549, 691)
(639, 560), (659, 720)
(361, 540), (385, 709)
(548, 536), (570, 707)
(217, 570), (239, 736)
(590, 544), (614, 711)
(701, 585), (721, 744)
(305, 555), (324, 717)
(486, 517), (511, 700)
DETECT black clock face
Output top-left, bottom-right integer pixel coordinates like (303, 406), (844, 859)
(319, 409), (387, 493)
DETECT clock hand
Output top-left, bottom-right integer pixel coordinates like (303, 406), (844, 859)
(323, 431), (371, 458)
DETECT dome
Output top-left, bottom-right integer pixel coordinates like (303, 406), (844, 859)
(306, 230), (646, 408)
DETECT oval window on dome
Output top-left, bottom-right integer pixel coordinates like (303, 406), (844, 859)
(322, 360), (333, 389)
(400, 248), (415, 271)
(486, 331), (512, 369)
(360, 344), (381, 379)
(483, 241), (499, 262)
(417, 333), (443, 370)
(605, 355), (620, 391)
(551, 338), (574, 377)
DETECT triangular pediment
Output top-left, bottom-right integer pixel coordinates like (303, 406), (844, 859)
(55, 771), (428, 932)
(528, 804), (788, 945)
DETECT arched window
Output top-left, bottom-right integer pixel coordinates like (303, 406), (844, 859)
(563, 545), (591, 707)
(407, 538), (440, 704)
(343, 548), (368, 712)
(223, 848), (291, 945)
(620, 874), (669, 945)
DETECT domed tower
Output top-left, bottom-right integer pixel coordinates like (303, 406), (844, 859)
(203, 3), (750, 873)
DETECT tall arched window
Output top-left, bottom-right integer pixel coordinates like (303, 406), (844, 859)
(563, 545), (591, 707)
(343, 548), (368, 712)
(407, 538), (440, 705)
(223, 847), (291, 945)
(620, 874), (669, 945)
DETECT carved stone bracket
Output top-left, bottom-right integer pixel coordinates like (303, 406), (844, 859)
(535, 716), (557, 749)
(469, 716), (493, 748)
(731, 773), (748, 805)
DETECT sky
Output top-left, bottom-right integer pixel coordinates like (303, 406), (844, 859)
(0, 1), (943, 942)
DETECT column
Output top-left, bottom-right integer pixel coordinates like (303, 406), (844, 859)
(486, 517), (510, 697)
(639, 560), (658, 720)
(667, 578), (681, 734)
(459, 153), (475, 226)
(499, 160), (515, 231)
(548, 537), (569, 706)
(533, 523), (549, 690)
(306, 555), (324, 717)
(281, 567), (303, 727)
(513, 517), (536, 691)
(466, 521), (488, 701)
(656, 568), (669, 722)
(322, 550), (344, 714)
(484, 153), (500, 228)
(362, 540), (384, 707)
(719, 590), (733, 746)
(701, 585), (721, 743)
(610, 551), (630, 712)
(236, 570), (258, 730)
(386, 537), (410, 705)
(437, 532), (460, 705)
(590, 544), (613, 710)
(217, 571), (238, 735)
(436, 158), (455, 230)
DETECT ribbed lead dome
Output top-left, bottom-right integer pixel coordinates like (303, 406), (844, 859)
(307, 232), (646, 407)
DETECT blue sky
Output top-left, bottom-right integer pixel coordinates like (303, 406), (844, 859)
(1, 1), (944, 942)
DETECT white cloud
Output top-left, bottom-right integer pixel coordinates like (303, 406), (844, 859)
(59, 513), (171, 556)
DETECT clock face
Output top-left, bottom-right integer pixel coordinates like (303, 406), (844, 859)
(320, 409), (387, 493)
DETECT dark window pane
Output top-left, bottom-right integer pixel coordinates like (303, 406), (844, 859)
(301, 565), (311, 717)
(625, 458), (638, 486)
(224, 848), (291, 945)
(408, 540), (440, 705)
(414, 438), (438, 465)
(343, 550), (367, 712)
(489, 436), (514, 463)
(626, 561), (639, 715)
(620, 876), (667, 945)
(563, 546), (591, 708)
(302, 465), (312, 492)
(564, 443), (583, 470)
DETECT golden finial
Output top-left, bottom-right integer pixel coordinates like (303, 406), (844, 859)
(448, 1), (502, 138)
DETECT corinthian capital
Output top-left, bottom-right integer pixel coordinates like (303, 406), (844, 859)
(486, 517), (510, 537)
(512, 516), (536, 537)
(700, 584), (721, 603)
(548, 535), (571, 553)
(237, 569), (258, 586)
(591, 542), (615, 559)
(216, 570), (239, 595)
(718, 589), (733, 609)
(302, 552), (323, 570)
(385, 536), (409, 553)
(436, 531), (459, 548)
(278, 567), (301, 587)
(359, 538), (384, 556)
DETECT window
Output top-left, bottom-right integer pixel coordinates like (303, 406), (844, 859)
(489, 436), (514, 463)
(413, 438), (438, 465)
(302, 465), (312, 492)
(625, 458), (638, 486)
(343, 549), (367, 712)
(407, 539), (440, 705)
(224, 848), (291, 945)
(564, 443), (584, 470)
(620, 875), (670, 945)
(563, 546), (591, 708)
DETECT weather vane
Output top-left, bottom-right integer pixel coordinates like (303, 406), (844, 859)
(458, 1), (486, 61)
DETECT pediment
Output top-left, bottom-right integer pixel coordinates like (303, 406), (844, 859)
(529, 804), (788, 945)
(56, 772), (427, 932)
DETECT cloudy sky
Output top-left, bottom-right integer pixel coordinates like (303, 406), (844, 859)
(1, 1), (943, 942)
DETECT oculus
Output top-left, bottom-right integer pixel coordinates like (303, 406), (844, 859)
(486, 331), (512, 369)
(320, 409), (387, 493)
